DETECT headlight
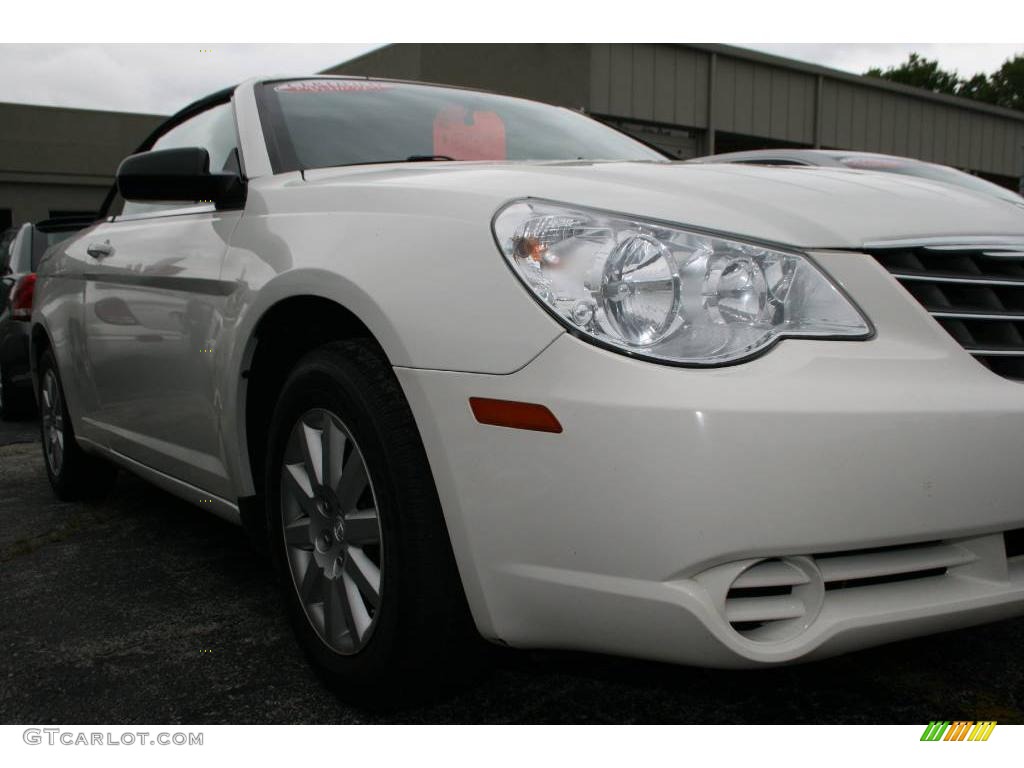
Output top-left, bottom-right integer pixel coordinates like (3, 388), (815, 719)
(493, 199), (871, 366)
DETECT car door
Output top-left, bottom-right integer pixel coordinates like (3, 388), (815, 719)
(80, 101), (242, 498)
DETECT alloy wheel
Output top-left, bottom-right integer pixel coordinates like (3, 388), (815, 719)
(40, 369), (65, 475)
(280, 408), (384, 655)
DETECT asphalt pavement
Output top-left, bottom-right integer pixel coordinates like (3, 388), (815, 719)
(1, 415), (1022, 724)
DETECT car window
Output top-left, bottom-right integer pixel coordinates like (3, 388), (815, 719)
(259, 80), (665, 172)
(120, 101), (239, 218)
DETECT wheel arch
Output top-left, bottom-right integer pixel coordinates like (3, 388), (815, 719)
(227, 265), (415, 495)
(235, 293), (388, 505)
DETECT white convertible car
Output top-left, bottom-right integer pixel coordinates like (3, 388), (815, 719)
(31, 76), (1024, 687)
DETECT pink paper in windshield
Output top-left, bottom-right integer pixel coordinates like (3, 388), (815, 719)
(433, 106), (507, 160)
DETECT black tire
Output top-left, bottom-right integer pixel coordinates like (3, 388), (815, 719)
(38, 349), (117, 501)
(0, 362), (35, 421)
(265, 339), (478, 696)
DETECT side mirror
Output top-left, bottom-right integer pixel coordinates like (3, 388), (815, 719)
(116, 147), (245, 210)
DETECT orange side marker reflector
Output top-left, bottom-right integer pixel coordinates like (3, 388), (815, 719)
(469, 398), (563, 434)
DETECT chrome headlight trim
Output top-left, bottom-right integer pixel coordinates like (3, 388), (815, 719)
(491, 198), (874, 368)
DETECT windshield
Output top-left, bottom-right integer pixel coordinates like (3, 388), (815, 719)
(838, 155), (1021, 204)
(259, 79), (665, 172)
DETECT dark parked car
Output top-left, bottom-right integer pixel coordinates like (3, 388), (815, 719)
(687, 149), (1024, 208)
(1, 217), (92, 419)
(0, 228), (17, 261)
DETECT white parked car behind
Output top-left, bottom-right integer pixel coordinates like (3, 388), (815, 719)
(686, 148), (1024, 209)
(30, 77), (1024, 689)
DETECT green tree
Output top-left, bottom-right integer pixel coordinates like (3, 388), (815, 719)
(956, 72), (996, 103)
(866, 53), (961, 95)
(866, 52), (1024, 113)
(987, 55), (1024, 111)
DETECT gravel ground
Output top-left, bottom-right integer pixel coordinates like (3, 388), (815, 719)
(1, 416), (1022, 724)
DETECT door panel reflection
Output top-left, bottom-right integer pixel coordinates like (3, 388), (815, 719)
(84, 210), (240, 495)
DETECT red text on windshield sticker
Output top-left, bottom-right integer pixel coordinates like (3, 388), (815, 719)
(433, 107), (507, 160)
(275, 80), (395, 94)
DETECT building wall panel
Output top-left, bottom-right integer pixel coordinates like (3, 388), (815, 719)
(759, 66), (781, 139)
(680, 48), (710, 128)
(893, 96), (910, 156)
(330, 43), (1024, 184)
(588, 44), (710, 130)
(793, 74), (814, 143)
(837, 84), (856, 149)
(983, 118), (995, 172)
(767, 70), (787, 139)
(589, 44), (611, 114)
(608, 44), (633, 118)
(653, 46), (676, 124)
(924, 102), (938, 162)
(632, 44), (656, 121)
(734, 60), (758, 136)
(714, 56), (737, 132)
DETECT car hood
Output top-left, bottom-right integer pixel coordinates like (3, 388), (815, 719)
(302, 160), (1024, 249)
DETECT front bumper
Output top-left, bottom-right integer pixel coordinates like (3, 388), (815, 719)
(396, 251), (1024, 667)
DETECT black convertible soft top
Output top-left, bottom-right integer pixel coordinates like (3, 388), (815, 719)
(96, 84), (238, 220)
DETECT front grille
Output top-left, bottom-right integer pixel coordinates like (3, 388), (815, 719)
(722, 541), (976, 641)
(866, 238), (1024, 380)
(707, 530), (1020, 645)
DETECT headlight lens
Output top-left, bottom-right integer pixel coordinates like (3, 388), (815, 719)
(493, 200), (871, 365)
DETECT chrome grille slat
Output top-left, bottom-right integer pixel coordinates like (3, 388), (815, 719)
(920, 245), (1024, 258)
(980, 251), (1024, 259)
(930, 309), (1024, 321)
(867, 238), (1024, 380)
(889, 271), (1024, 288)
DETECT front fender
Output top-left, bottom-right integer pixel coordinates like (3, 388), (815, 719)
(216, 198), (564, 495)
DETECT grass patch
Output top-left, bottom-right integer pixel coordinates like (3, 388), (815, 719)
(0, 506), (119, 563)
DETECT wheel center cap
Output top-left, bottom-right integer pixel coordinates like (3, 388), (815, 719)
(332, 517), (346, 543)
(315, 530), (333, 553)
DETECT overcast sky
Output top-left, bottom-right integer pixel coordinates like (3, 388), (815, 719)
(0, 43), (1021, 116)
(0, 44), (382, 115)
(746, 44), (1024, 79)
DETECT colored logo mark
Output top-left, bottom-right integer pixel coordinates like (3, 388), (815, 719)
(920, 721), (997, 741)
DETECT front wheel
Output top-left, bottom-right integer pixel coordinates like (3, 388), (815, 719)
(265, 340), (477, 693)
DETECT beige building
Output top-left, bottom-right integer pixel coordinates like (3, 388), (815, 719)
(3, 43), (1023, 233)
(0, 102), (163, 230)
(326, 43), (1024, 190)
